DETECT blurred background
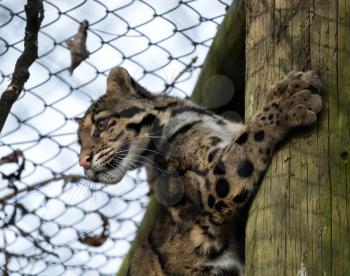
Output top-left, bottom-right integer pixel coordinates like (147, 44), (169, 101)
(0, 0), (231, 274)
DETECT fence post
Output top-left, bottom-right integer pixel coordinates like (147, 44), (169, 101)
(245, 1), (350, 275)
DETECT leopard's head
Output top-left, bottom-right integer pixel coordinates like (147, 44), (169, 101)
(77, 67), (159, 184)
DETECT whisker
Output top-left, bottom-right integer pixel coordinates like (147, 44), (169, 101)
(111, 148), (166, 158)
(129, 155), (166, 173)
(109, 154), (164, 173)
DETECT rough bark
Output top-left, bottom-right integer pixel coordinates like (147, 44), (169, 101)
(245, 0), (350, 275)
(0, 0), (44, 133)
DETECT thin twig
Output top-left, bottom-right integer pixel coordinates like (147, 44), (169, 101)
(0, 174), (83, 204)
(13, 224), (59, 258)
(0, 0), (44, 133)
(3, 231), (9, 276)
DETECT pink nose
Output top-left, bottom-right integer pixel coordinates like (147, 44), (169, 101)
(79, 154), (92, 169)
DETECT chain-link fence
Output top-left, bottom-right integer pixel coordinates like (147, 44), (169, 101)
(0, 0), (231, 274)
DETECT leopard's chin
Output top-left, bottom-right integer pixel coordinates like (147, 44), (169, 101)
(84, 166), (126, 184)
(84, 144), (137, 184)
(84, 149), (143, 184)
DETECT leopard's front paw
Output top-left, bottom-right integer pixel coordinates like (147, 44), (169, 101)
(265, 71), (323, 128)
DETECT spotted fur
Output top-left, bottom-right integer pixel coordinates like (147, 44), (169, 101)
(77, 67), (323, 275)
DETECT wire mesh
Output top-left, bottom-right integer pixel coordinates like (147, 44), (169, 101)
(0, 0), (231, 274)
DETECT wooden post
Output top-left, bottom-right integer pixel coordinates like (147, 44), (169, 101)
(245, 0), (350, 275)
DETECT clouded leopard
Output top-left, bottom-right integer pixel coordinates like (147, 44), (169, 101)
(77, 67), (323, 275)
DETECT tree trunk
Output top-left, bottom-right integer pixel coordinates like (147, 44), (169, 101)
(245, 1), (350, 275)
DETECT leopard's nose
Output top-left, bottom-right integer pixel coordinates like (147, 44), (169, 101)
(79, 154), (92, 169)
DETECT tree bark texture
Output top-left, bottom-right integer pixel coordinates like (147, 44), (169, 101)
(0, 0), (44, 133)
(245, 1), (350, 275)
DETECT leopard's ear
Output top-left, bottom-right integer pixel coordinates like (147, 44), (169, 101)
(106, 66), (132, 97)
(106, 66), (154, 99)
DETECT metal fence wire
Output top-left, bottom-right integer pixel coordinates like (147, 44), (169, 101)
(0, 0), (231, 274)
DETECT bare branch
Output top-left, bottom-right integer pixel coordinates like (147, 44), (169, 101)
(1, 203), (28, 228)
(0, 0), (44, 133)
(9, 222), (59, 258)
(3, 235), (9, 276)
(3, 254), (9, 276)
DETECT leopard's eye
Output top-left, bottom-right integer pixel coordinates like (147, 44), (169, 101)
(96, 118), (109, 132)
